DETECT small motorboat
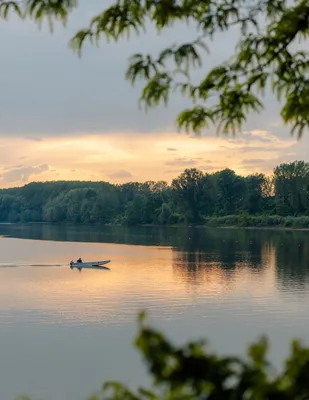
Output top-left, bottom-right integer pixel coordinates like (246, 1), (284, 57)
(69, 260), (111, 269)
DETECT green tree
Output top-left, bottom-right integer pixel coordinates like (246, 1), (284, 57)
(94, 191), (120, 223)
(3, 0), (309, 136)
(140, 181), (170, 223)
(244, 173), (267, 214)
(125, 193), (148, 225)
(172, 168), (204, 223)
(274, 161), (309, 215)
(158, 202), (172, 224)
(214, 169), (245, 215)
(64, 188), (92, 222)
(118, 183), (142, 205)
(0, 194), (21, 222)
(200, 173), (218, 216)
(43, 200), (66, 222)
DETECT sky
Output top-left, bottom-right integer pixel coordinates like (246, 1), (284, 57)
(0, 0), (308, 188)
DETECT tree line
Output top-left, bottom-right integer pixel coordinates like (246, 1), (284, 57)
(1, 160), (309, 226)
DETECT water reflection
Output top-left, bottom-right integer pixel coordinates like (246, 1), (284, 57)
(0, 226), (305, 274)
(166, 228), (309, 295)
(1, 224), (309, 400)
(0, 223), (309, 303)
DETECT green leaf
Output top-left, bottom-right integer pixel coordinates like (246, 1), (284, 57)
(0, 1), (22, 19)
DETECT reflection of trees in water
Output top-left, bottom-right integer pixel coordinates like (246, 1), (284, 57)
(1, 223), (309, 293)
(271, 231), (309, 292)
(171, 228), (266, 289)
(0, 224), (178, 245)
(172, 250), (237, 292)
(171, 229), (309, 294)
(171, 248), (267, 292)
(0, 224), (273, 251)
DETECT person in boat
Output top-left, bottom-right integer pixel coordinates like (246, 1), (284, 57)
(77, 257), (82, 263)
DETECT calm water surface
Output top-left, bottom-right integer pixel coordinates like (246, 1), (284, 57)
(0, 224), (309, 399)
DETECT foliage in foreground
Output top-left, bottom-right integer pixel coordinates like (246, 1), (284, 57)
(2, 0), (309, 136)
(20, 313), (309, 399)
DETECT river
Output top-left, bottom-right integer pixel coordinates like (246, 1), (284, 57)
(0, 224), (308, 399)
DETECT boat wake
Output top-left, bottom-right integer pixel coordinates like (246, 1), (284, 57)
(0, 263), (65, 268)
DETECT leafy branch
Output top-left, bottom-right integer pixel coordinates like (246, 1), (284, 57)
(0, 0), (77, 28)
(2, 0), (309, 137)
(68, 0), (309, 137)
(70, 313), (309, 399)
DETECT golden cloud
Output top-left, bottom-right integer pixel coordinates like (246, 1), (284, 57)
(0, 129), (305, 187)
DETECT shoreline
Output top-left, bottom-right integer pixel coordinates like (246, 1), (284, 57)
(1, 221), (309, 232)
(214, 225), (309, 232)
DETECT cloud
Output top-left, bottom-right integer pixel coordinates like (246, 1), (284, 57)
(164, 169), (185, 174)
(0, 164), (49, 183)
(241, 159), (266, 165)
(165, 157), (198, 167)
(270, 121), (282, 128)
(24, 136), (42, 142)
(0, 128), (304, 188)
(228, 130), (294, 145)
(237, 131), (273, 143)
(239, 146), (275, 153)
(199, 164), (223, 171)
(3, 164), (25, 171)
(107, 170), (133, 179)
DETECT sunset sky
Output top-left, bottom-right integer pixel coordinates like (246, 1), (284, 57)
(0, 0), (308, 188)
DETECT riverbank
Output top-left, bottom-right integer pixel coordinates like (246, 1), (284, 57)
(1, 215), (309, 231)
(203, 215), (309, 230)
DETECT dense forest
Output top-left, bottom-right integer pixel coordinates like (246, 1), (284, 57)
(1, 161), (309, 227)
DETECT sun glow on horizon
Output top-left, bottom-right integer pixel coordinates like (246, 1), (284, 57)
(0, 128), (304, 188)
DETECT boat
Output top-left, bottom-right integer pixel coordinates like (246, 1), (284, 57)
(70, 260), (111, 268)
